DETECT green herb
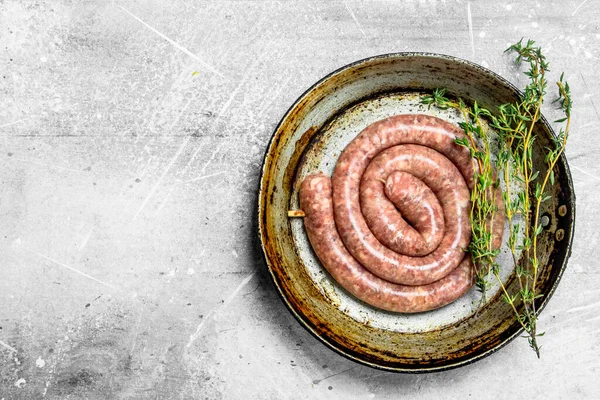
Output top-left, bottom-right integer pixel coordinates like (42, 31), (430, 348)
(421, 38), (572, 357)
(422, 90), (502, 305)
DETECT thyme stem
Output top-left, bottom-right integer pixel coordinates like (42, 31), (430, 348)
(421, 38), (572, 357)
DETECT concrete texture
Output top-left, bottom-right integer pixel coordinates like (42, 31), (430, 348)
(0, 0), (599, 398)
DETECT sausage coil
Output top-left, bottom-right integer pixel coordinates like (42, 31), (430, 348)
(299, 114), (505, 312)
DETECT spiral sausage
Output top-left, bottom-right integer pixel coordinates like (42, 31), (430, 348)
(375, 170), (445, 256)
(362, 169), (446, 257)
(300, 174), (474, 313)
(333, 115), (473, 285)
(299, 114), (505, 312)
(357, 144), (471, 284)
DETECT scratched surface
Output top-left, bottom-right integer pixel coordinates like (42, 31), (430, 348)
(1, 0), (599, 398)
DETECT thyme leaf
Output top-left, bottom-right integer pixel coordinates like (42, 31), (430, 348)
(420, 38), (572, 357)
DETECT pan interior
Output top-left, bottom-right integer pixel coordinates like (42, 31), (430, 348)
(259, 53), (573, 371)
(290, 91), (522, 333)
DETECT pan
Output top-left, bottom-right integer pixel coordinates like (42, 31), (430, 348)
(257, 53), (575, 372)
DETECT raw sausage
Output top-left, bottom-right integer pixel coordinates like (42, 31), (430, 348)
(333, 115), (473, 285)
(299, 114), (505, 312)
(300, 174), (474, 313)
(361, 169), (445, 257)
(383, 171), (445, 255)
(357, 144), (471, 284)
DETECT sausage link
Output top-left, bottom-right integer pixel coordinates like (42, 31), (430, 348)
(299, 114), (505, 312)
(388, 171), (445, 254)
(300, 174), (475, 313)
(352, 144), (471, 284)
(332, 115), (475, 285)
(360, 170), (445, 256)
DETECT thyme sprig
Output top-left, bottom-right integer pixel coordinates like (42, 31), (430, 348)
(423, 91), (501, 304)
(421, 38), (572, 357)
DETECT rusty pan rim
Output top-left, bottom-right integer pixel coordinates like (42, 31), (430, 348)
(257, 52), (575, 372)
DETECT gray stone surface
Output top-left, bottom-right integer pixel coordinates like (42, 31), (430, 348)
(1, 0), (599, 398)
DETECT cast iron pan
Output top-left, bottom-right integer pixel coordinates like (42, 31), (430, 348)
(257, 53), (575, 372)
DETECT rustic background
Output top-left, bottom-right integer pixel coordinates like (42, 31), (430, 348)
(1, 0), (599, 398)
